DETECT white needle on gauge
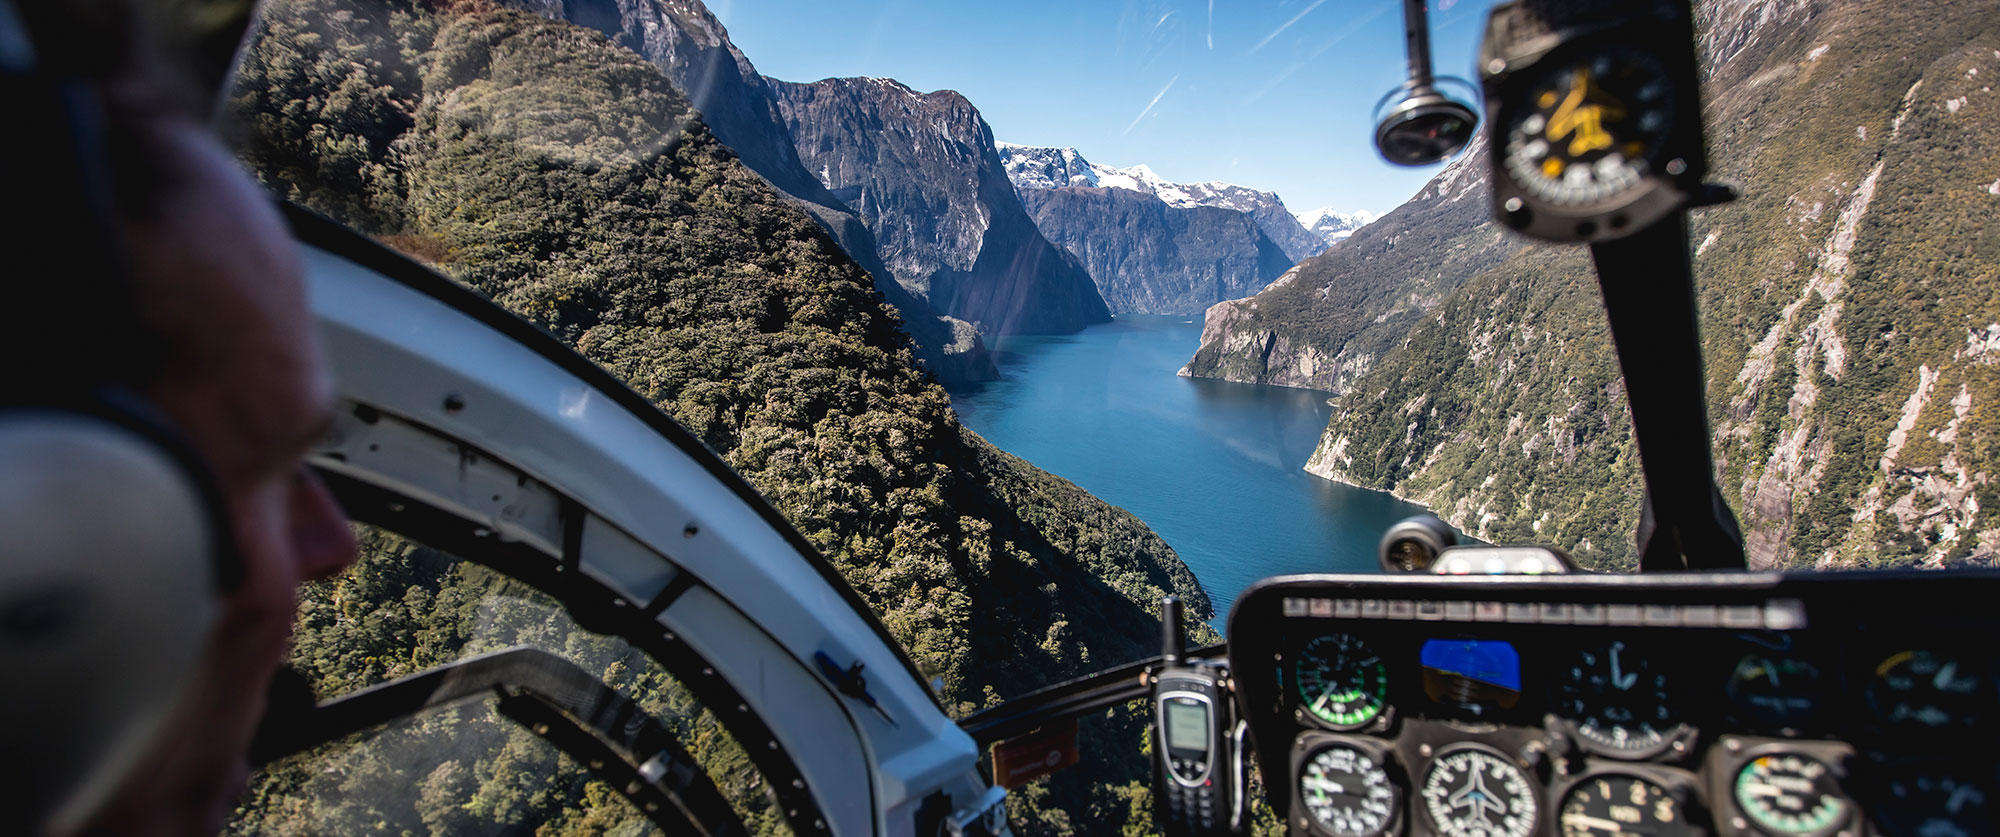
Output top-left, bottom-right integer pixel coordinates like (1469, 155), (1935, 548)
(1610, 642), (1637, 690)
(1561, 813), (1626, 833)
(1304, 776), (1347, 794)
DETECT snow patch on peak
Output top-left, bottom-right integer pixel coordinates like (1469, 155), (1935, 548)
(1294, 207), (1380, 246)
(995, 142), (1102, 190)
(994, 143), (1289, 215)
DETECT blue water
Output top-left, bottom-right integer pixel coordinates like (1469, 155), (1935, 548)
(950, 315), (1441, 631)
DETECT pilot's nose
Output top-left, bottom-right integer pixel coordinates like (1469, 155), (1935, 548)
(288, 466), (358, 580)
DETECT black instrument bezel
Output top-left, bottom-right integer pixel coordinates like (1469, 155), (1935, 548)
(1227, 570), (2000, 835)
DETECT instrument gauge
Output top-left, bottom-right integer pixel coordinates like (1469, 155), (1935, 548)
(1865, 650), (1989, 734)
(1875, 770), (1992, 837)
(1500, 46), (1676, 209)
(1420, 745), (1538, 837)
(1727, 654), (1822, 729)
(1557, 640), (1681, 756)
(1732, 754), (1850, 837)
(1559, 774), (1699, 837)
(1296, 634), (1389, 729)
(1298, 742), (1401, 837)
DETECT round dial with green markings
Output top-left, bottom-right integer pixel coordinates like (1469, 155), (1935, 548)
(1733, 753), (1851, 837)
(1296, 633), (1389, 729)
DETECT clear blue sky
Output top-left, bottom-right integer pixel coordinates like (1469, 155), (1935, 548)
(709, 0), (1499, 217)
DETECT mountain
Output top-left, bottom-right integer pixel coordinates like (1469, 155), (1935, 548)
(1017, 187), (1294, 315)
(995, 144), (1295, 314)
(768, 77), (1111, 335)
(1189, 0), (2000, 571)
(1178, 144), (1512, 391)
(499, 0), (995, 384)
(998, 143), (1326, 263)
(1294, 206), (1379, 246)
(230, 0), (1206, 831)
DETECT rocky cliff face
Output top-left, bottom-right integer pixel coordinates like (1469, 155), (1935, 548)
(1014, 186), (1294, 315)
(770, 77), (1111, 335)
(506, 0), (995, 383)
(1283, 0), (2000, 570)
(1179, 143), (1514, 391)
(998, 143), (1326, 263)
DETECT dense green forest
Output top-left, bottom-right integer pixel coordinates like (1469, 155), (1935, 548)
(1205, 0), (2000, 571)
(227, 0), (1215, 832)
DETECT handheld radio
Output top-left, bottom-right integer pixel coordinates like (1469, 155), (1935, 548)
(1150, 596), (1248, 836)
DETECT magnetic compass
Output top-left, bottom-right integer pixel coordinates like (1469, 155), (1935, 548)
(1501, 48), (1674, 210)
(1479, 1), (1712, 243)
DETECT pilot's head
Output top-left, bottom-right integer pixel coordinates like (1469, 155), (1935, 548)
(4, 1), (357, 833)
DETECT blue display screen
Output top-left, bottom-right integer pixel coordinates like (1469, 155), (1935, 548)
(1420, 639), (1522, 691)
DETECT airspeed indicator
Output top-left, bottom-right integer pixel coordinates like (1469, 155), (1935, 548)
(1298, 742), (1400, 837)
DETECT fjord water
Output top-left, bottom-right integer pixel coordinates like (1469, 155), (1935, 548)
(951, 315), (1437, 629)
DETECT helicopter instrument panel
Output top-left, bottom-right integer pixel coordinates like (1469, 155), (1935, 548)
(1227, 571), (2000, 837)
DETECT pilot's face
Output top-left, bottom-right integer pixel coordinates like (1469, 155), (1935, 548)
(76, 117), (357, 835)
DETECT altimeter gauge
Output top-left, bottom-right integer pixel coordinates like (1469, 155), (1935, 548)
(1421, 745), (1538, 837)
(1557, 640), (1685, 757)
(1297, 741), (1402, 837)
(1732, 754), (1851, 837)
(1559, 774), (1702, 837)
(1297, 633), (1390, 729)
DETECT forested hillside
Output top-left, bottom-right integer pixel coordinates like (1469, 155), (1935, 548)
(500, 0), (998, 385)
(229, 0), (1209, 831)
(1199, 0), (2000, 570)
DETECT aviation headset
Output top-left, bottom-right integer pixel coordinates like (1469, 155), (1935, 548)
(0, 0), (239, 831)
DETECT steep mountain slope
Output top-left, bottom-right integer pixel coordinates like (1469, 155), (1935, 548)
(1016, 186), (1293, 315)
(769, 77), (1111, 335)
(995, 144), (1296, 314)
(999, 142), (1326, 262)
(230, 1), (1204, 830)
(1180, 145), (1515, 391)
(499, 0), (995, 383)
(1295, 206), (1379, 246)
(1217, 0), (2000, 570)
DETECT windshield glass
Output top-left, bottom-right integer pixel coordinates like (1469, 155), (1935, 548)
(229, 528), (788, 834)
(229, 0), (1997, 831)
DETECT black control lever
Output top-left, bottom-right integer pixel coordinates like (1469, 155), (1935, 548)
(1590, 217), (1747, 571)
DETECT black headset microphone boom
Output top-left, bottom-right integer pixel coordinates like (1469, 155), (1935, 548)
(0, 1), (237, 832)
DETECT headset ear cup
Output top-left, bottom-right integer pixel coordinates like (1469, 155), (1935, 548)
(0, 411), (222, 833)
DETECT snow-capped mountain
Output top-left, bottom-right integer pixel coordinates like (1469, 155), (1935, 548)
(996, 142), (1323, 262)
(996, 142), (1101, 190)
(1294, 207), (1381, 246)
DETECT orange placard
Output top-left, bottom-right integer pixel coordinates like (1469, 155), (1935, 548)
(990, 720), (1080, 788)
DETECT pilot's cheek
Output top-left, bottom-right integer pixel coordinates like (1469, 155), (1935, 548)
(288, 467), (357, 582)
